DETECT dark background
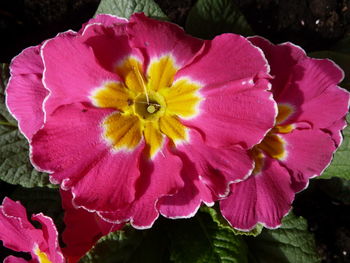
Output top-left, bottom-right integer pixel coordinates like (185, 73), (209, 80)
(0, 0), (349, 262)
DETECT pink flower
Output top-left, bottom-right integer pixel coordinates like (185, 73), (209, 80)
(0, 197), (64, 263)
(6, 13), (276, 228)
(0, 195), (122, 263)
(220, 37), (350, 231)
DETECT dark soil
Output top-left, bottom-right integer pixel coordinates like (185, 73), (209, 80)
(0, 1), (350, 263)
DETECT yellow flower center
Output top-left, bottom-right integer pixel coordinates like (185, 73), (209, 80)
(251, 104), (294, 174)
(34, 247), (52, 263)
(91, 55), (202, 158)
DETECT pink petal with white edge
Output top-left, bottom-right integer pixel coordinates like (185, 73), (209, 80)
(4, 256), (29, 263)
(280, 129), (336, 191)
(177, 130), (253, 197)
(0, 198), (37, 252)
(6, 45), (48, 140)
(31, 103), (140, 212)
(99, 142), (184, 228)
(80, 22), (144, 73)
(324, 117), (348, 147)
(127, 13), (203, 68)
(79, 14), (128, 33)
(176, 34), (269, 88)
(31, 213), (64, 263)
(61, 190), (123, 263)
(248, 37), (306, 98)
(295, 81), (349, 134)
(182, 77), (276, 148)
(0, 198), (63, 262)
(220, 158), (294, 230)
(41, 31), (120, 116)
(251, 36), (349, 131)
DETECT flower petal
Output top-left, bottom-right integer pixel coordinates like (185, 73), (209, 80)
(31, 214), (64, 263)
(127, 13), (203, 68)
(41, 31), (120, 116)
(99, 143), (184, 228)
(4, 256), (28, 263)
(160, 78), (201, 118)
(220, 158), (294, 230)
(6, 45), (47, 140)
(143, 121), (164, 158)
(61, 190), (123, 263)
(159, 115), (188, 144)
(182, 78), (276, 148)
(176, 34), (269, 88)
(31, 103), (141, 212)
(0, 198), (37, 253)
(80, 14), (128, 33)
(103, 112), (142, 151)
(280, 129), (336, 191)
(174, 130), (254, 198)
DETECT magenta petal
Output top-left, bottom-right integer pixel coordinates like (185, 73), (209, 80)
(4, 256), (29, 263)
(182, 77), (276, 148)
(6, 45), (47, 139)
(0, 198), (63, 263)
(177, 130), (254, 197)
(249, 37), (306, 98)
(127, 13), (203, 68)
(176, 34), (269, 87)
(61, 190), (123, 263)
(99, 143), (184, 228)
(80, 22), (144, 73)
(31, 214), (64, 263)
(0, 198), (37, 252)
(280, 129), (336, 191)
(79, 14), (128, 33)
(41, 31), (120, 116)
(31, 103), (140, 212)
(221, 158), (294, 230)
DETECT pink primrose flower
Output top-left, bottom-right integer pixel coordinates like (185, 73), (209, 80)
(6, 13), (277, 228)
(0, 197), (64, 263)
(220, 36), (350, 231)
(0, 195), (122, 263)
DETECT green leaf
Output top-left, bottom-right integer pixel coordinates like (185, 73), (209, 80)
(246, 212), (320, 263)
(0, 63), (52, 188)
(318, 114), (350, 180)
(308, 51), (350, 90)
(81, 223), (169, 263)
(185, 0), (253, 39)
(169, 210), (248, 263)
(95, 0), (167, 20)
(201, 206), (263, 237)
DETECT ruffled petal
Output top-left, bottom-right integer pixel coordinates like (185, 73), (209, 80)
(30, 103), (141, 212)
(220, 158), (294, 230)
(182, 78), (276, 148)
(41, 31), (120, 116)
(4, 256), (29, 263)
(31, 214), (64, 263)
(99, 142), (184, 228)
(0, 198), (37, 252)
(178, 130), (253, 197)
(280, 129), (336, 191)
(176, 34), (269, 89)
(61, 190), (123, 263)
(80, 14), (128, 33)
(6, 45), (47, 140)
(127, 13), (203, 69)
(248, 37), (305, 98)
(81, 23), (144, 73)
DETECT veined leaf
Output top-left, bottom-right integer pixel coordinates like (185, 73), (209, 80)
(95, 0), (167, 20)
